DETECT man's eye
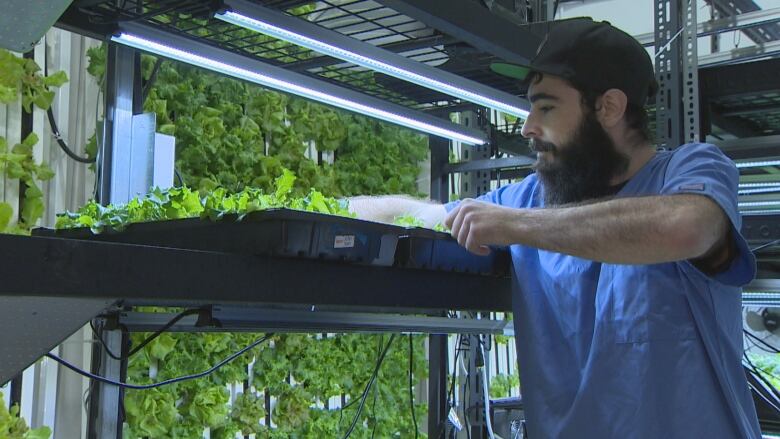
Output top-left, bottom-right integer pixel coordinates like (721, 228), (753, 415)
(540, 106), (554, 113)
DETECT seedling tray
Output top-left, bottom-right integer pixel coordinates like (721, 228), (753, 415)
(396, 228), (511, 277)
(33, 209), (402, 266)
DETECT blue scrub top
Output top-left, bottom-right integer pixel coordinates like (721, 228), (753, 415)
(447, 143), (761, 438)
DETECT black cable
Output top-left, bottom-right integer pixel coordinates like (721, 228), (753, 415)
(89, 319), (125, 360)
(747, 378), (780, 414)
(174, 168), (185, 188)
(744, 352), (780, 401)
(552, 0), (560, 18)
(91, 308), (202, 361)
(751, 238), (780, 254)
(342, 334), (396, 439)
(744, 329), (780, 353)
(43, 45), (94, 164)
(409, 334), (419, 439)
(47, 333), (273, 390)
(143, 57), (164, 103)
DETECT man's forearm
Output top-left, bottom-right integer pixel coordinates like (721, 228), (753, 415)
(513, 194), (728, 264)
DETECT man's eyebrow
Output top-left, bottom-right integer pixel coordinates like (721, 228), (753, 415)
(528, 93), (560, 103)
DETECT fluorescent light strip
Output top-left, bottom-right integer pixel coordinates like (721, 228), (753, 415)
(738, 201), (780, 208)
(739, 182), (780, 188)
(742, 209), (780, 215)
(217, 10), (530, 119)
(739, 187), (780, 195)
(112, 33), (486, 145)
(735, 160), (780, 168)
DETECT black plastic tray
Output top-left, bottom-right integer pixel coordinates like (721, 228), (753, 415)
(396, 228), (511, 277)
(34, 209), (402, 266)
(35, 209), (510, 275)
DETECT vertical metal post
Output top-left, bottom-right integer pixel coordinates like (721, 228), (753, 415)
(429, 135), (450, 438)
(459, 110), (491, 198)
(428, 334), (449, 439)
(429, 136), (450, 204)
(98, 44), (138, 205)
(96, 330), (123, 439)
(655, 0), (698, 148)
(94, 40), (139, 439)
(681, 0), (699, 144)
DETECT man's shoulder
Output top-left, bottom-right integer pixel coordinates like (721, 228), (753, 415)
(669, 142), (726, 160)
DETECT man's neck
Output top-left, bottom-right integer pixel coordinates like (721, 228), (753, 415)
(610, 141), (656, 186)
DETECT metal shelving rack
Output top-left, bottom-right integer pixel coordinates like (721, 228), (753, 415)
(0, 3), (541, 438)
(2, 0), (777, 437)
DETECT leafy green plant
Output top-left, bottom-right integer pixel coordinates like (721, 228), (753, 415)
(0, 49), (66, 234)
(79, 39), (433, 439)
(0, 392), (51, 439)
(489, 372), (520, 399)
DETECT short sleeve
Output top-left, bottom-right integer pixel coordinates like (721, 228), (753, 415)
(444, 175), (539, 213)
(660, 143), (756, 286)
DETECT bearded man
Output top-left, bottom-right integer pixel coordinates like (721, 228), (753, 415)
(349, 17), (760, 439)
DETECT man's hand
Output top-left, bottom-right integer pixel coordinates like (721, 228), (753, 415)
(444, 199), (521, 255)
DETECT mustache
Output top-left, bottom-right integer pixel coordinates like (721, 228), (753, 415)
(530, 139), (556, 153)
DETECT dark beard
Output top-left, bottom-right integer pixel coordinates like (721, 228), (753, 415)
(532, 110), (629, 206)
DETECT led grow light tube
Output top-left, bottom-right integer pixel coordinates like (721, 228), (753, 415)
(735, 160), (780, 169)
(738, 201), (780, 208)
(218, 0), (530, 119)
(112, 23), (488, 145)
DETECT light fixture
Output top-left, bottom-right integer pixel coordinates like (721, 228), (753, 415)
(738, 187), (780, 195)
(112, 22), (488, 145)
(738, 201), (780, 208)
(739, 182), (780, 188)
(735, 160), (780, 169)
(217, 0), (530, 119)
(742, 209), (780, 215)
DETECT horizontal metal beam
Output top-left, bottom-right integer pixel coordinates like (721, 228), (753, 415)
(715, 135), (780, 160)
(746, 278), (780, 292)
(445, 156), (535, 174)
(700, 58), (780, 100)
(0, 234), (512, 311)
(699, 39), (780, 67)
(709, 0), (780, 43)
(118, 308), (515, 335)
(635, 7), (780, 46)
(285, 34), (458, 72)
(375, 0), (544, 66)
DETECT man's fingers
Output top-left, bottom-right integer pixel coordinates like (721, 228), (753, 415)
(443, 204), (461, 229)
(449, 207), (466, 241)
(456, 216), (471, 248)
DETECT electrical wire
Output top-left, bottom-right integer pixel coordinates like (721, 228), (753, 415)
(143, 57), (164, 103)
(342, 334), (397, 439)
(43, 42), (95, 164)
(91, 308), (203, 361)
(743, 352), (780, 402)
(751, 238), (780, 254)
(744, 329), (780, 353)
(479, 341), (496, 439)
(408, 334), (419, 439)
(46, 333), (273, 390)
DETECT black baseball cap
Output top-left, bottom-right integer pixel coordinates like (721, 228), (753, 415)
(491, 17), (658, 106)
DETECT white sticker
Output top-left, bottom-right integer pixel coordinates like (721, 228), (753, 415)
(334, 235), (355, 249)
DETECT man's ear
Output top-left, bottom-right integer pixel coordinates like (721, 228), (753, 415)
(595, 89), (628, 128)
